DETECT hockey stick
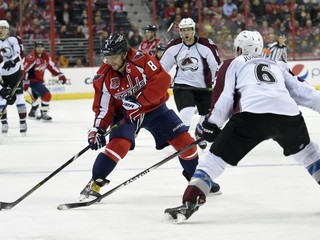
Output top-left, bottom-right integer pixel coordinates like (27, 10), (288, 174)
(171, 86), (213, 91)
(0, 118), (126, 210)
(25, 90), (41, 108)
(57, 138), (202, 210)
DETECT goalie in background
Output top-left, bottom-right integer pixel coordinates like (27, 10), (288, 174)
(0, 19), (27, 135)
(23, 40), (67, 121)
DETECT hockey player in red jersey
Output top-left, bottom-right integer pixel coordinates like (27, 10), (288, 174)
(165, 30), (320, 222)
(23, 40), (67, 121)
(79, 33), (220, 201)
(139, 24), (163, 55)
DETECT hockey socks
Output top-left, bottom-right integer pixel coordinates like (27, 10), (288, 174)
(92, 152), (117, 180)
(307, 159), (320, 184)
(179, 156), (198, 179)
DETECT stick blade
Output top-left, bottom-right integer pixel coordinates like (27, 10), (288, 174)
(0, 201), (15, 210)
(57, 202), (88, 210)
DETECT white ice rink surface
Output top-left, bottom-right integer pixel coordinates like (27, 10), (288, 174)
(1, 97), (320, 240)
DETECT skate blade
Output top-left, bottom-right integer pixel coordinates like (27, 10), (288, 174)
(209, 190), (222, 195)
(164, 212), (186, 224)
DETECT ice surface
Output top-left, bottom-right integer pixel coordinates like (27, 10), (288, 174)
(1, 97), (320, 240)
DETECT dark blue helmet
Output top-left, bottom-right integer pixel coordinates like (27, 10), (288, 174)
(101, 33), (128, 56)
(144, 24), (157, 32)
(34, 40), (45, 48)
(156, 44), (166, 52)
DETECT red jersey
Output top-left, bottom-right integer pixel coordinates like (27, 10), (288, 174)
(139, 38), (163, 55)
(23, 51), (62, 83)
(92, 48), (171, 129)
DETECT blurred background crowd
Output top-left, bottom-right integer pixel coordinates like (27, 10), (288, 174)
(2, 0), (319, 67)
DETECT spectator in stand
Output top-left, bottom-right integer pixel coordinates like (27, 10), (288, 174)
(93, 15), (108, 37)
(59, 24), (73, 38)
(167, 14), (182, 40)
(128, 28), (143, 49)
(110, 0), (126, 13)
(57, 2), (74, 26)
(250, 0), (265, 25)
(222, 0), (238, 18)
(139, 25), (163, 55)
(163, 1), (176, 28)
(74, 58), (85, 67)
(0, 0), (8, 18)
(56, 51), (69, 68)
(80, 18), (89, 39)
(72, 24), (86, 38)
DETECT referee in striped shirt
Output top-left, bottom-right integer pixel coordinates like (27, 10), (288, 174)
(264, 32), (287, 62)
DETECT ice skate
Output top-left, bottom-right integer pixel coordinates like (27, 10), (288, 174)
(79, 178), (109, 202)
(209, 181), (222, 195)
(164, 197), (202, 223)
(20, 122), (27, 136)
(1, 122), (8, 134)
(28, 109), (37, 119)
(36, 111), (52, 122)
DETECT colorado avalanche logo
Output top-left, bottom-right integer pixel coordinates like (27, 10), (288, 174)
(110, 77), (120, 89)
(178, 56), (199, 72)
(291, 64), (308, 81)
(0, 47), (13, 58)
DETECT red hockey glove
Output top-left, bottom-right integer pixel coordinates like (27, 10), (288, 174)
(23, 79), (30, 91)
(122, 97), (143, 123)
(58, 74), (67, 84)
(88, 127), (107, 150)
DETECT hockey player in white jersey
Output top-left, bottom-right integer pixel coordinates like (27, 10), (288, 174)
(160, 18), (221, 150)
(0, 20), (26, 135)
(164, 30), (320, 222)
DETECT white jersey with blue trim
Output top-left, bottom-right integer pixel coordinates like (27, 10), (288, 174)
(0, 35), (23, 76)
(208, 54), (320, 127)
(160, 37), (220, 88)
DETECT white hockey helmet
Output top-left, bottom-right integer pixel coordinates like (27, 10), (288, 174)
(179, 18), (196, 37)
(0, 20), (9, 29)
(233, 30), (263, 56)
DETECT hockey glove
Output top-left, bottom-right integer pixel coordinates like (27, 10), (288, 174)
(58, 74), (67, 84)
(88, 127), (107, 150)
(23, 79), (30, 91)
(122, 97), (143, 123)
(3, 60), (16, 70)
(202, 119), (221, 142)
(0, 86), (16, 105)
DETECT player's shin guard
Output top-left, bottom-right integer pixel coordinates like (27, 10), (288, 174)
(183, 169), (211, 204)
(92, 152), (117, 180)
(179, 156), (198, 179)
(291, 141), (320, 185)
(307, 159), (320, 184)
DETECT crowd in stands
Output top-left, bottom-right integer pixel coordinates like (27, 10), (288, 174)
(0, 0), (131, 67)
(1, 0), (320, 66)
(155, 0), (320, 59)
